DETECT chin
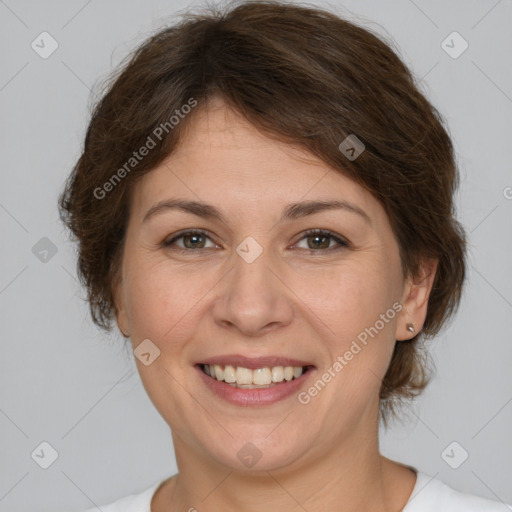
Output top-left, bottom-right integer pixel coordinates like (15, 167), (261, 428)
(191, 421), (313, 473)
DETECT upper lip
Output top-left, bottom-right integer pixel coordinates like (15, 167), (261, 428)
(197, 354), (315, 370)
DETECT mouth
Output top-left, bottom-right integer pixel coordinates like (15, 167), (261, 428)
(194, 355), (316, 406)
(198, 363), (314, 388)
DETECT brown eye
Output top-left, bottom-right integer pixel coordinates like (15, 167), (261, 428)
(162, 228), (350, 254)
(294, 229), (350, 252)
(163, 229), (215, 250)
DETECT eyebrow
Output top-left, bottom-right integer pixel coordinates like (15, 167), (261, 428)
(142, 198), (371, 225)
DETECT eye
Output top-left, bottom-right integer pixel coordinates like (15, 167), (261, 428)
(163, 229), (217, 251)
(293, 229), (350, 252)
(163, 228), (350, 254)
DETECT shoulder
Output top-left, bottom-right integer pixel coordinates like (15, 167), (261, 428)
(77, 480), (163, 512)
(404, 472), (511, 512)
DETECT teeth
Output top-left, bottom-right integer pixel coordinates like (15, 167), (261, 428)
(224, 364), (236, 383)
(271, 366), (284, 382)
(253, 368), (272, 385)
(236, 366), (253, 385)
(203, 364), (307, 387)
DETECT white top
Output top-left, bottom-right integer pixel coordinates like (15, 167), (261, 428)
(78, 471), (510, 512)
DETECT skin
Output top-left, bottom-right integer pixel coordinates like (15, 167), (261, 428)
(114, 97), (437, 512)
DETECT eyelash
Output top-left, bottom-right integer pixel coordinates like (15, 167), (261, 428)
(162, 228), (350, 254)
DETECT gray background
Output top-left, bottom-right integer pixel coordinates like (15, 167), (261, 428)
(1, 0), (511, 510)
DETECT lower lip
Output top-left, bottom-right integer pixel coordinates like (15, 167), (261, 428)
(195, 365), (315, 406)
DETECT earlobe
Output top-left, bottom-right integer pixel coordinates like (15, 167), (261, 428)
(116, 312), (130, 338)
(112, 278), (130, 338)
(396, 258), (438, 341)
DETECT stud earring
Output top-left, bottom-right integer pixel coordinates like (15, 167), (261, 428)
(406, 323), (415, 333)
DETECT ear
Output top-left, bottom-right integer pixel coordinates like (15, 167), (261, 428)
(112, 273), (130, 338)
(396, 258), (438, 341)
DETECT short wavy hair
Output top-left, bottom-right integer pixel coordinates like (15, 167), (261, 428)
(59, 0), (467, 422)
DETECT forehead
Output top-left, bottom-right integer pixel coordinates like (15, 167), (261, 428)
(171, 98), (326, 177)
(130, 99), (382, 223)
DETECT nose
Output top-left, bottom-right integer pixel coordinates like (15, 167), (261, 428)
(211, 243), (294, 337)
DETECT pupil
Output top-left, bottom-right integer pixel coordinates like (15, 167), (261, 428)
(310, 234), (328, 249)
(185, 234), (204, 248)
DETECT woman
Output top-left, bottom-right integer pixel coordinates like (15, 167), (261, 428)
(59, 1), (507, 510)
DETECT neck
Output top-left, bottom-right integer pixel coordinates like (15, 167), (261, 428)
(162, 414), (416, 512)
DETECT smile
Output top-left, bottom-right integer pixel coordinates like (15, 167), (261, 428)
(195, 356), (316, 406)
(200, 363), (311, 388)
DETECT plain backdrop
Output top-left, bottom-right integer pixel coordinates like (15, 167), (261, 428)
(0, 0), (511, 510)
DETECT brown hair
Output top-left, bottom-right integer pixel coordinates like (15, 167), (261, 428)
(58, 0), (466, 421)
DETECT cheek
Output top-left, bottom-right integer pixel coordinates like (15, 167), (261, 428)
(299, 257), (400, 406)
(303, 265), (399, 424)
(123, 257), (188, 344)
(123, 255), (222, 353)
(292, 257), (399, 340)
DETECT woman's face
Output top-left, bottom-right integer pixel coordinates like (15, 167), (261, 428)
(115, 98), (425, 472)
